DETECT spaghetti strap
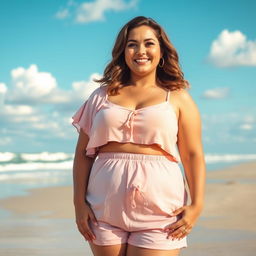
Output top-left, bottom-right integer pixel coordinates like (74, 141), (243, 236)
(166, 90), (170, 102)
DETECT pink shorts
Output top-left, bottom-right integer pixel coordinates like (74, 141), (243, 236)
(86, 152), (188, 250)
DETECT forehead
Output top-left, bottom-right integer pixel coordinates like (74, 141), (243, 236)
(127, 25), (158, 40)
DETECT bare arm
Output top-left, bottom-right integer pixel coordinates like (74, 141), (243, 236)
(177, 89), (206, 209)
(165, 88), (206, 240)
(73, 129), (96, 205)
(73, 129), (97, 241)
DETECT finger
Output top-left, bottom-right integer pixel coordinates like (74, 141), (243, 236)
(175, 229), (186, 240)
(177, 227), (192, 240)
(81, 228), (94, 241)
(178, 231), (189, 240)
(77, 220), (96, 240)
(168, 226), (189, 240)
(84, 225), (96, 240)
(170, 206), (185, 216)
(164, 219), (183, 232)
(84, 220), (97, 240)
(77, 225), (90, 240)
(167, 229), (181, 240)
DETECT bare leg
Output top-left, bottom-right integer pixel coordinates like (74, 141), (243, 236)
(126, 244), (180, 256)
(89, 242), (127, 256)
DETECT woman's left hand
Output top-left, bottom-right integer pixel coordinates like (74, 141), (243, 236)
(164, 204), (203, 240)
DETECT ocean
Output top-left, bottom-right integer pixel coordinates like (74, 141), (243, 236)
(1, 152), (256, 199)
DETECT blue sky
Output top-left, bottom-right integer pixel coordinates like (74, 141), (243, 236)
(0, 0), (255, 154)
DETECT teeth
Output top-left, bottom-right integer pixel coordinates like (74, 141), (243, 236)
(135, 59), (149, 63)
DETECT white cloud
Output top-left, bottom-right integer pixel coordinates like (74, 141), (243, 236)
(0, 104), (41, 126)
(243, 115), (255, 124)
(55, 8), (70, 19)
(76, 0), (138, 23)
(0, 103), (71, 140)
(0, 65), (104, 148)
(202, 87), (230, 99)
(31, 121), (59, 131)
(43, 72), (101, 106)
(55, 0), (139, 24)
(3, 105), (34, 115)
(72, 73), (102, 97)
(0, 83), (7, 106)
(240, 124), (253, 131)
(11, 65), (57, 96)
(202, 112), (256, 148)
(5, 64), (101, 105)
(0, 83), (7, 94)
(7, 64), (57, 104)
(208, 29), (256, 67)
(239, 116), (255, 131)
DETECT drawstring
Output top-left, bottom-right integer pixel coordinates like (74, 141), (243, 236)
(130, 184), (148, 209)
(123, 111), (136, 135)
(124, 111), (136, 129)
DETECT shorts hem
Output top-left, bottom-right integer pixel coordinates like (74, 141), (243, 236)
(90, 240), (127, 246)
(127, 241), (188, 250)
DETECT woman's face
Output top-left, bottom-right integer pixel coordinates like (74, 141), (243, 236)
(124, 25), (162, 78)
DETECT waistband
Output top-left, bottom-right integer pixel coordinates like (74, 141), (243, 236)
(97, 152), (174, 161)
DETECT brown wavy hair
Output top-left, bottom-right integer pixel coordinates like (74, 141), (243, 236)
(95, 16), (189, 95)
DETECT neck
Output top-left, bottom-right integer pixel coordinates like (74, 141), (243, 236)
(129, 71), (158, 88)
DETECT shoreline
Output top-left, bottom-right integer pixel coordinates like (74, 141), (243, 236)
(0, 160), (255, 255)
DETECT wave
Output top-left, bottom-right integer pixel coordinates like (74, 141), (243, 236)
(0, 160), (73, 172)
(0, 170), (70, 181)
(0, 152), (256, 181)
(0, 152), (74, 163)
(205, 154), (256, 163)
(0, 152), (16, 162)
(0, 152), (74, 173)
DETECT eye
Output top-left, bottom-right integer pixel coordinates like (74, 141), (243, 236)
(127, 43), (136, 48)
(145, 42), (155, 46)
(126, 41), (155, 48)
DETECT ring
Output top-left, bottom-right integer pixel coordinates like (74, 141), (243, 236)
(182, 227), (187, 233)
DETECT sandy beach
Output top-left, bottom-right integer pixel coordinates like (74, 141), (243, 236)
(0, 161), (256, 256)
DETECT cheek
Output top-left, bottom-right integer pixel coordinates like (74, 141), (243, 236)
(150, 48), (161, 59)
(125, 49), (134, 59)
(125, 49), (135, 65)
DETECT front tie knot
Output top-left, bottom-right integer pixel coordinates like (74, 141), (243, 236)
(123, 111), (136, 129)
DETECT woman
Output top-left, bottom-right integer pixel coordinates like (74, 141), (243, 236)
(72, 16), (205, 256)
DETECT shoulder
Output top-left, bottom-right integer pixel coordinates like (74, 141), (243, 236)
(171, 88), (196, 110)
(171, 88), (192, 101)
(170, 88), (200, 121)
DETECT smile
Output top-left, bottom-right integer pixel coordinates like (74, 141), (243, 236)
(134, 58), (150, 64)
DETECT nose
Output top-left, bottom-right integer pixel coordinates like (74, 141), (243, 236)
(137, 44), (146, 55)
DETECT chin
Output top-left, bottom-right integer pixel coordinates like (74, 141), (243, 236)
(131, 67), (156, 77)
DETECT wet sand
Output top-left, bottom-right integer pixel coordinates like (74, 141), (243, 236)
(0, 161), (256, 255)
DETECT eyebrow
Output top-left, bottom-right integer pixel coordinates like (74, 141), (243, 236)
(127, 38), (156, 43)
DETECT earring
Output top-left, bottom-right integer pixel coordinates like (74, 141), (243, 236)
(159, 57), (165, 68)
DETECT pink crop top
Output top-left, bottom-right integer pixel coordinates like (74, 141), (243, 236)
(72, 86), (181, 162)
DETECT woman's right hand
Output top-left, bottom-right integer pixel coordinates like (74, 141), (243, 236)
(74, 201), (98, 241)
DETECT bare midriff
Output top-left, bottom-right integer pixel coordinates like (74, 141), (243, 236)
(98, 142), (177, 161)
